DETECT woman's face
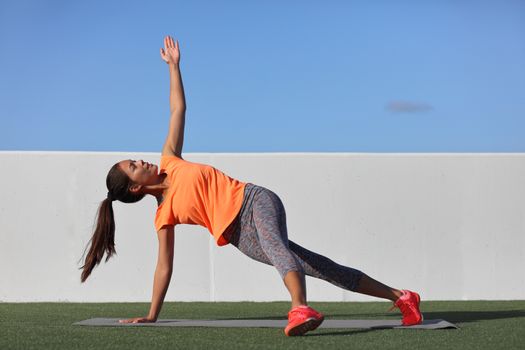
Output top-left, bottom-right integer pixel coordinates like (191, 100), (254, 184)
(118, 159), (159, 187)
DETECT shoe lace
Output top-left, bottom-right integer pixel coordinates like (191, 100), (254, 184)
(388, 294), (408, 313)
(388, 291), (408, 313)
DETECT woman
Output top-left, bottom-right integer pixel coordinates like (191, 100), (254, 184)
(80, 36), (422, 336)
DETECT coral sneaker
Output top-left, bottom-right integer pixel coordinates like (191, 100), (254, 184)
(390, 290), (423, 326)
(284, 305), (324, 336)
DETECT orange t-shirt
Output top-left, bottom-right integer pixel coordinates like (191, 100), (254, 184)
(154, 155), (246, 246)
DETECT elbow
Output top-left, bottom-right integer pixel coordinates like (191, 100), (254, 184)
(171, 106), (186, 115)
(156, 263), (173, 275)
(158, 268), (173, 279)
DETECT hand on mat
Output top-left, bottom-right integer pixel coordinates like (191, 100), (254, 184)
(160, 35), (180, 65)
(118, 317), (156, 324)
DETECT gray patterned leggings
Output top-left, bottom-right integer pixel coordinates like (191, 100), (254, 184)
(226, 183), (363, 292)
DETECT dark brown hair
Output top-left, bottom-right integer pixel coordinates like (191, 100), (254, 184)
(79, 162), (145, 283)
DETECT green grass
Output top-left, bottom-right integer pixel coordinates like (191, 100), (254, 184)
(1, 301), (524, 349)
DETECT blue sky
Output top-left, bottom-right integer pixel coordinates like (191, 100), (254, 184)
(1, 0), (524, 152)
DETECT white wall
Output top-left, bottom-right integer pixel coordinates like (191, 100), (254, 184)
(1, 151), (524, 302)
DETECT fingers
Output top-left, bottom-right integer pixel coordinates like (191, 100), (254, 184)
(118, 317), (143, 323)
(163, 35), (178, 49)
(164, 36), (172, 48)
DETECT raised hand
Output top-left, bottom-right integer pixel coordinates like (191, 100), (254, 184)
(160, 35), (180, 65)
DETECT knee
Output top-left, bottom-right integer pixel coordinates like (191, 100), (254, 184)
(281, 267), (305, 281)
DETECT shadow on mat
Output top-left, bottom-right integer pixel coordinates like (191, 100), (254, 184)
(306, 328), (385, 337)
(412, 310), (525, 324)
(210, 316), (285, 321)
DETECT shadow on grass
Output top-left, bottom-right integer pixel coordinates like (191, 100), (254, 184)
(316, 310), (525, 324)
(214, 310), (525, 324)
(302, 310), (525, 337)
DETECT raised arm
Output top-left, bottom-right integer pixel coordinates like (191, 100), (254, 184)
(160, 36), (186, 158)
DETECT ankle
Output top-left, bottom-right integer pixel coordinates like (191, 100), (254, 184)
(291, 297), (308, 308)
(391, 289), (403, 301)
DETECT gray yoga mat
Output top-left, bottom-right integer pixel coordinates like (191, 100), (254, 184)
(73, 318), (458, 329)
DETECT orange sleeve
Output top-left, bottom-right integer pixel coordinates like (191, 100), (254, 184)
(155, 202), (176, 231)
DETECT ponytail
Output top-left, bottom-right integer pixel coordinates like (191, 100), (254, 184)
(79, 161), (145, 283)
(80, 197), (116, 283)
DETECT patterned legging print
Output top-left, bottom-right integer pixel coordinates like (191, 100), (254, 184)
(228, 183), (363, 291)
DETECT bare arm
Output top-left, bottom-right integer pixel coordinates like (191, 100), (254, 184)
(119, 226), (174, 323)
(147, 226), (175, 320)
(160, 36), (186, 158)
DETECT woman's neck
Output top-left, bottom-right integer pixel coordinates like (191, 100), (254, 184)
(142, 173), (170, 202)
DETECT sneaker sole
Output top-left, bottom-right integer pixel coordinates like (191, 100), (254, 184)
(285, 316), (324, 336)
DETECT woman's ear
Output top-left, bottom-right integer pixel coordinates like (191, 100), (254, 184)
(129, 183), (143, 194)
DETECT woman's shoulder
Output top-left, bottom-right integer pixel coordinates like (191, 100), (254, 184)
(161, 154), (184, 162)
(160, 154), (185, 168)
